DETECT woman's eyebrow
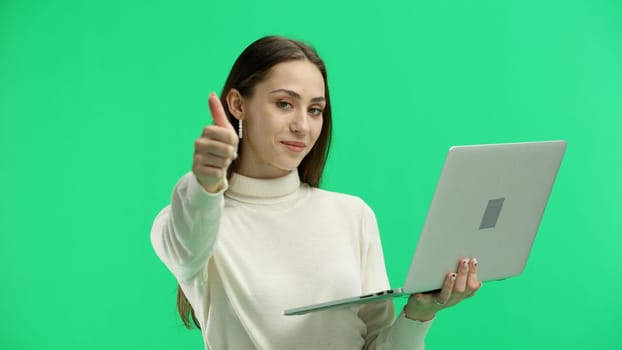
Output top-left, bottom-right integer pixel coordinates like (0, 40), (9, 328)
(270, 88), (326, 103)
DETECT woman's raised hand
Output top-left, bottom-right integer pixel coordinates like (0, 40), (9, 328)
(192, 93), (239, 193)
(404, 258), (482, 321)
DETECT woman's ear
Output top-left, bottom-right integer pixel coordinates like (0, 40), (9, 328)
(226, 89), (244, 121)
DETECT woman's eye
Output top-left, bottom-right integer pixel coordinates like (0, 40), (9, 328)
(276, 101), (292, 110)
(309, 107), (324, 117)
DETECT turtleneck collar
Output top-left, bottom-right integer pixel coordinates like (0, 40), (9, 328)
(225, 170), (301, 204)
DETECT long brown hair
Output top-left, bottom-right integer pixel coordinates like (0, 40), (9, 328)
(178, 35), (333, 329)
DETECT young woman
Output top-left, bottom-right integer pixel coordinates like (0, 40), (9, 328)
(151, 36), (481, 349)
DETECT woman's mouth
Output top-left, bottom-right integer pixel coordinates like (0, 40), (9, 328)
(281, 141), (306, 153)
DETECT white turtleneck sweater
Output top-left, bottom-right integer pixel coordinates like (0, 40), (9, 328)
(151, 170), (432, 349)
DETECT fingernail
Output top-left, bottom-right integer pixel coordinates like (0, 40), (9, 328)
(473, 258), (478, 267)
(451, 273), (457, 281)
(463, 259), (469, 269)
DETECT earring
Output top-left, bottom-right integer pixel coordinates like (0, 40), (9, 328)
(238, 120), (243, 139)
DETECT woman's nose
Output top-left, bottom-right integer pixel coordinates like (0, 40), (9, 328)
(290, 111), (309, 135)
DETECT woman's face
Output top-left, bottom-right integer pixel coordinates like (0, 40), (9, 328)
(237, 59), (326, 179)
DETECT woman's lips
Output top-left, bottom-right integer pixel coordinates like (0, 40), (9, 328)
(281, 141), (306, 152)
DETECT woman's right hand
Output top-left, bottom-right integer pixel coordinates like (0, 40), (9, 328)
(192, 93), (239, 193)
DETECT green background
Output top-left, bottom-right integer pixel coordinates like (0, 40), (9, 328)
(1, 0), (621, 348)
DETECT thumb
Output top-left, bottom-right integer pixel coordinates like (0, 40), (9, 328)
(208, 93), (234, 130)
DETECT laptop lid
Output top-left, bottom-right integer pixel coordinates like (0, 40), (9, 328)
(402, 140), (567, 293)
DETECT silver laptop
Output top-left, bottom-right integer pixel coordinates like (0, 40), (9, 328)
(283, 140), (567, 316)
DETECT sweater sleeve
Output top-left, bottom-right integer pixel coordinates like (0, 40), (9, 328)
(150, 172), (226, 281)
(358, 202), (434, 350)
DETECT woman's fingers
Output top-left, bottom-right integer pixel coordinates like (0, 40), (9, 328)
(464, 258), (481, 298)
(404, 258), (482, 320)
(192, 95), (240, 192)
(195, 137), (238, 159)
(436, 272), (457, 305)
(202, 124), (239, 146)
(452, 258), (481, 300)
(453, 259), (470, 295)
(194, 153), (233, 170)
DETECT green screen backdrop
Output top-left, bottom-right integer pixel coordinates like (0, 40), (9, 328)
(1, 0), (621, 348)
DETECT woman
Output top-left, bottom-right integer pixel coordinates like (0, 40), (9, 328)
(151, 35), (481, 349)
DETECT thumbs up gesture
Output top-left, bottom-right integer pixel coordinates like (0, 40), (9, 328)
(192, 93), (240, 193)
